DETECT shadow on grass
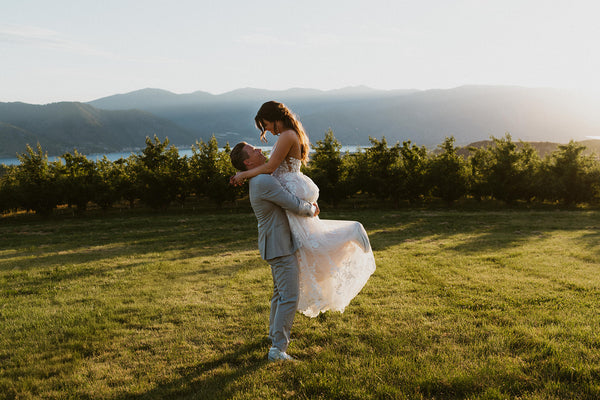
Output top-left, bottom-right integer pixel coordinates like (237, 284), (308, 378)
(2, 259), (149, 297)
(4, 208), (600, 298)
(361, 210), (600, 256)
(115, 339), (269, 400)
(6, 208), (600, 263)
(0, 212), (259, 272)
(0, 236), (256, 272)
(578, 229), (600, 253)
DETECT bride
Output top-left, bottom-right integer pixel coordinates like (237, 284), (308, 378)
(232, 101), (376, 317)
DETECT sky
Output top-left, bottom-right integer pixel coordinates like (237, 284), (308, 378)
(2, 0), (600, 104)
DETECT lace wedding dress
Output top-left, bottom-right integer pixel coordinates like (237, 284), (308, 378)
(273, 157), (376, 317)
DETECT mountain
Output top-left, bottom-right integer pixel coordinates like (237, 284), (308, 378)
(2, 85), (600, 159)
(0, 122), (48, 157)
(87, 85), (600, 148)
(457, 140), (600, 158)
(87, 86), (417, 145)
(0, 102), (194, 158)
(88, 88), (215, 110)
(299, 86), (600, 146)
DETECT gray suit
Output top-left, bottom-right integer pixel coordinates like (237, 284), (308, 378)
(249, 174), (315, 352)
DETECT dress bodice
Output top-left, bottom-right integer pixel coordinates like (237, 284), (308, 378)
(272, 157), (319, 204)
(273, 157), (302, 178)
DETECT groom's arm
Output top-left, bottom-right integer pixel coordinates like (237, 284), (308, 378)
(251, 175), (317, 217)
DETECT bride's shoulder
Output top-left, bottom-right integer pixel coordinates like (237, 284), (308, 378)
(279, 129), (298, 140)
(274, 130), (300, 149)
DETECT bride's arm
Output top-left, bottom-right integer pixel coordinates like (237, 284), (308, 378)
(231, 131), (296, 185)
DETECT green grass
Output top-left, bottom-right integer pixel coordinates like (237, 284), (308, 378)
(1, 208), (599, 399)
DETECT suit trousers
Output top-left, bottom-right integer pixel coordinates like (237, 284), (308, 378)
(267, 253), (299, 352)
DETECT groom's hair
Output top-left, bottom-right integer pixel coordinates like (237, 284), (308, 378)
(230, 142), (249, 171)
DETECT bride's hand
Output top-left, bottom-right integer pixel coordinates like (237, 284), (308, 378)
(313, 202), (320, 217)
(230, 171), (247, 186)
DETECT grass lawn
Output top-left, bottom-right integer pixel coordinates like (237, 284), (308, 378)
(1, 208), (599, 399)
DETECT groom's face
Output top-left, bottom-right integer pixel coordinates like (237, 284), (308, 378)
(243, 144), (266, 169)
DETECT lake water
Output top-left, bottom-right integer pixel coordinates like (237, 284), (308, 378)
(0, 146), (365, 166)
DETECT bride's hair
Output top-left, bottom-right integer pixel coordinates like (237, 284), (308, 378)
(254, 101), (310, 164)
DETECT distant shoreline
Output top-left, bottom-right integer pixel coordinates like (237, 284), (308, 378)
(0, 145), (365, 166)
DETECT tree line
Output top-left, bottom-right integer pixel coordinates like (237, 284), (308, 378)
(1, 131), (599, 215)
(310, 131), (600, 207)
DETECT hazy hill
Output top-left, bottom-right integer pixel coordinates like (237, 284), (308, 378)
(2, 85), (600, 159)
(87, 86), (419, 144)
(0, 102), (194, 157)
(88, 85), (600, 148)
(88, 88), (216, 110)
(0, 122), (49, 157)
(300, 86), (600, 146)
(457, 140), (600, 158)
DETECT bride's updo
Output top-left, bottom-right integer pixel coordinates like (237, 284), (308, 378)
(254, 101), (310, 164)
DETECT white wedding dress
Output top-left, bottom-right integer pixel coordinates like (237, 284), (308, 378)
(273, 156), (376, 317)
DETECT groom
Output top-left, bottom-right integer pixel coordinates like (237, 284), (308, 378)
(230, 142), (319, 362)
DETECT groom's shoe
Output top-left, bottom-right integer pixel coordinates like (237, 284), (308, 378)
(268, 347), (296, 362)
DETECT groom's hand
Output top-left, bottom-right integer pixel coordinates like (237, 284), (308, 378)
(312, 202), (320, 217)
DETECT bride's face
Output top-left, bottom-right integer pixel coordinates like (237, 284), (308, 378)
(261, 120), (278, 135)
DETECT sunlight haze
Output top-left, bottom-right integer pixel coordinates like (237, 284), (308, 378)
(2, 0), (600, 104)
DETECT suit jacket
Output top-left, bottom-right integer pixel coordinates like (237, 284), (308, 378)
(249, 174), (315, 261)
